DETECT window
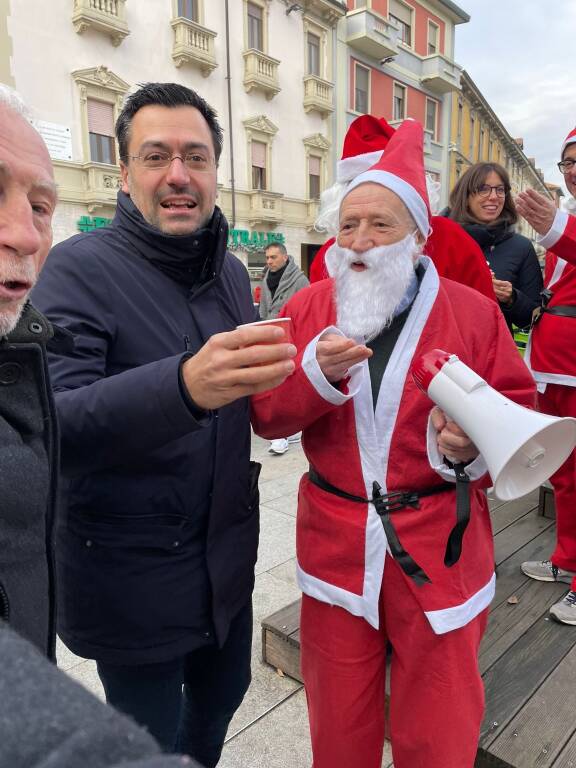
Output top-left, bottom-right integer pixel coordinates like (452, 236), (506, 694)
(480, 127), (485, 159)
(87, 99), (115, 164)
(354, 63), (369, 114)
(251, 140), (267, 190)
(470, 113), (476, 159)
(354, 0), (367, 6)
(177, 0), (198, 21)
(425, 98), (437, 140)
(457, 99), (463, 143)
(427, 21), (439, 55)
(389, 0), (412, 47)
(309, 155), (321, 200)
(393, 83), (406, 121)
(307, 32), (320, 77)
(247, 2), (263, 51)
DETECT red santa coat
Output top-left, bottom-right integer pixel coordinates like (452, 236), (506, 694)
(526, 210), (576, 385)
(252, 259), (536, 634)
(309, 217), (496, 303)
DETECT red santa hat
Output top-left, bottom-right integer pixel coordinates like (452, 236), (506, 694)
(337, 115), (395, 183)
(562, 127), (576, 156)
(344, 119), (431, 238)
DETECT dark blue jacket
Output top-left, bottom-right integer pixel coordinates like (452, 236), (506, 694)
(32, 194), (259, 665)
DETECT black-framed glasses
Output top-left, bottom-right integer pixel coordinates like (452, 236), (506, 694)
(558, 158), (576, 175)
(474, 184), (508, 198)
(129, 151), (216, 172)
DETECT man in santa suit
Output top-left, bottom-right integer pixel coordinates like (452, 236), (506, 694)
(251, 120), (535, 768)
(517, 126), (576, 625)
(309, 114), (495, 302)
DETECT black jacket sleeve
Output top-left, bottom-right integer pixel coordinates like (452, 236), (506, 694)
(0, 622), (201, 768)
(502, 241), (543, 329)
(32, 240), (210, 476)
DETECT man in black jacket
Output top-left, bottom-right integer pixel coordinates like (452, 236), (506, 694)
(0, 85), (59, 659)
(33, 83), (296, 767)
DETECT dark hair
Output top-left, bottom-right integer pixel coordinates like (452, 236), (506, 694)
(265, 242), (288, 256)
(448, 162), (518, 227)
(116, 82), (223, 164)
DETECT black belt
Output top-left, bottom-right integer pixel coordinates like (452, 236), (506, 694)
(308, 467), (471, 587)
(532, 288), (576, 326)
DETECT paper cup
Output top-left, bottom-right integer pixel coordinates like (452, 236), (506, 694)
(237, 317), (292, 345)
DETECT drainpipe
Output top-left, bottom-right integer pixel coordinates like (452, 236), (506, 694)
(224, 0), (236, 228)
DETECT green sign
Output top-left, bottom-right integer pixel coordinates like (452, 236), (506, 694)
(77, 215), (113, 233)
(228, 229), (285, 250)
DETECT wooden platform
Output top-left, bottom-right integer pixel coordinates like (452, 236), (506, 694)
(262, 486), (576, 767)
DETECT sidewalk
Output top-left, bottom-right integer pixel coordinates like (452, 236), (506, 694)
(59, 433), (393, 767)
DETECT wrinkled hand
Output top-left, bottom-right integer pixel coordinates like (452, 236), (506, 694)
(516, 189), (556, 236)
(492, 277), (514, 306)
(430, 406), (479, 464)
(182, 325), (296, 410)
(316, 333), (372, 383)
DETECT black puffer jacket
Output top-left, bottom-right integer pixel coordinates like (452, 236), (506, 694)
(461, 221), (543, 330)
(0, 303), (58, 659)
(32, 194), (259, 665)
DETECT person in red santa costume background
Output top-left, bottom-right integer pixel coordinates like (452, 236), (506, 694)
(517, 126), (576, 625)
(308, 114), (495, 302)
(251, 120), (536, 768)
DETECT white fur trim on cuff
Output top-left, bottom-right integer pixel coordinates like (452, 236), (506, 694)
(538, 209), (569, 250)
(426, 411), (488, 482)
(302, 326), (364, 406)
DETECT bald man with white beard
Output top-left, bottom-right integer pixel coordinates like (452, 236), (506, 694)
(251, 121), (536, 768)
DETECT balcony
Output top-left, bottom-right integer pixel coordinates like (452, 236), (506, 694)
(303, 75), (334, 118)
(248, 190), (283, 227)
(243, 50), (281, 100)
(171, 17), (217, 75)
(306, 199), (320, 231)
(72, 0), (129, 46)
(83, 163), (122, 212)
(346, 9), (399, 60)
(420, 54), (462, 94)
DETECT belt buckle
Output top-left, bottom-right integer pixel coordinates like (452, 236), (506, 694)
(372, 485), (420, 514)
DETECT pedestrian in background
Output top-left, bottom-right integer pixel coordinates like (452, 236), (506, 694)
(259, 242), (309, 455)
(448, 162), (542, 331)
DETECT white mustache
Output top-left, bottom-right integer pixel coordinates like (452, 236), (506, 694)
(0, 253), (37, 286)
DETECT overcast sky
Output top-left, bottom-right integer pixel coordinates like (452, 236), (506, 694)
(454, 0), (575, 195)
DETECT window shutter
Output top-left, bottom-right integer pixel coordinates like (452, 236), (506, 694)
(389, 0), (411, 26)
(252, 141), (267, 168)
(309, 156), (321, 176)
(87, 99), (114, 137)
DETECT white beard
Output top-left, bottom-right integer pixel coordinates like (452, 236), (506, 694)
(325, 234), (421, 342)
(0, 252), (37, 337)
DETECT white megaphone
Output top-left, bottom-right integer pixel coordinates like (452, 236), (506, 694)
(411, 349), (576, 501)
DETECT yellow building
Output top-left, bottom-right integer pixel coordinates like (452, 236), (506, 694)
(448, 71), (552, 240)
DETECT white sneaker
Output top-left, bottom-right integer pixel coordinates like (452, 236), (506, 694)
(268, 438), (289, 455)
(287, 432), (302, 443)
(521, 559), (575, 584)
(549, 591), (576, 625)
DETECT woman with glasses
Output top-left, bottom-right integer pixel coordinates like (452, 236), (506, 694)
(447, 162), (543, 332)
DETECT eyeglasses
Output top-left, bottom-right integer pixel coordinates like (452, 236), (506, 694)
(129, 151), (216, 172)
(558, 158), (576, 174)
(474, 184), (508, 198)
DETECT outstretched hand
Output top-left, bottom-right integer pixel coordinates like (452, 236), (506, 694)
(316, 333), (372, 383)
(516, 189), (556, 236)
(430, 406), (479, 464)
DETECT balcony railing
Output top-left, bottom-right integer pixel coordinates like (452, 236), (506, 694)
(171, 17), (217, 75)
(420, 54), (462, 94)
(346, 9), (399, 60)
(248, 190), (283, 226)
(72, 0), (129, 46)
(303, 75), (334, 118)
(243, 50), (281, 100)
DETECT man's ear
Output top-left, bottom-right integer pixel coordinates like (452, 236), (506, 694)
(120, 161), (130, 194)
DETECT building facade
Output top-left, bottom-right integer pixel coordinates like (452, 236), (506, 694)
(336, 0), (470, 209)
(448, 71), (553, 240)
(0, 0), (347, 284)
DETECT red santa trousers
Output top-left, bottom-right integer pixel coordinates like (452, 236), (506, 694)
(300, 556), (488, 768)
(539, 383), (576, 588)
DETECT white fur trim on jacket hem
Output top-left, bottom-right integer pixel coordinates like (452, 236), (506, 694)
(426, 410), (489, 482)
(538, 209), (569, 250)
(302, 326), (364, 405)
(425, 573), (496, 634)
